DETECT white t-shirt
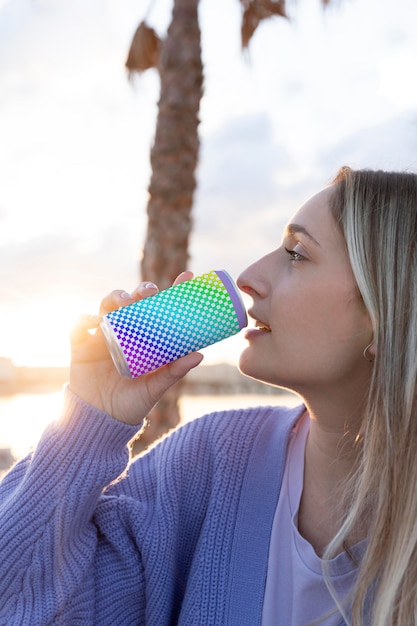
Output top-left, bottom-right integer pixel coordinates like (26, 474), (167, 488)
(262, 412), (365, 626)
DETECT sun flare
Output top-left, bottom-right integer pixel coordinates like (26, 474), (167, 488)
(0, 291), (95, 367)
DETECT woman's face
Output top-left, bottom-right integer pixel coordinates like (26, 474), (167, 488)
(237, 185), (372, 396)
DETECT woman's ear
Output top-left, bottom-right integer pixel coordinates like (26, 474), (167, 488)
(363, 341), (375, 363)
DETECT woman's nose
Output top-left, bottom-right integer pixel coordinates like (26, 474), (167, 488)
(236, 268), (251, 295)
(237, 255), (271, 299)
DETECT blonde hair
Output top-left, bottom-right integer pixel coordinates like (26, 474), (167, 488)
(327, 166), (417, 624)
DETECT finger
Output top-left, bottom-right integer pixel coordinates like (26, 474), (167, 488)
(173, 270), (194, 286)
(168, 351), (204, 377)
(144, 352), (204, 406)
(99, 290), (135, 316)
(70, 314), (102, 345)
(130, 281), (159, 301)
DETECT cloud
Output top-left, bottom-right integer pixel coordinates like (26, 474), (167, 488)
(200, 113), (288, 204)
(0, 223), (143, 307)
(320, 111), (417, 174)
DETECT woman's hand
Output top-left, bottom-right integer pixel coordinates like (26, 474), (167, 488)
(68, 271), (204, 425)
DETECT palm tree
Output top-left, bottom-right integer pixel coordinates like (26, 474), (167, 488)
(125, 0), (331, 450)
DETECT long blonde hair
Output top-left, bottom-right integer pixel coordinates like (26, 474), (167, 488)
(327, 166), (417, 624)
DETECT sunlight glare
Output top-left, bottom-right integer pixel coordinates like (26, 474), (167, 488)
(2, 291), (94, 367)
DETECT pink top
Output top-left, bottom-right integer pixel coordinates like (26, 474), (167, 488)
(262, 412), (365, 625)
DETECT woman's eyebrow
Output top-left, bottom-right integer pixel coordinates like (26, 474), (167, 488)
(285, 223), (321, 247)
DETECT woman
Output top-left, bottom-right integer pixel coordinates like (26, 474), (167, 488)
(1, 166), (416, 625)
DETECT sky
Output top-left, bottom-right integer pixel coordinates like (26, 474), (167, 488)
(0, 0), (416, 367)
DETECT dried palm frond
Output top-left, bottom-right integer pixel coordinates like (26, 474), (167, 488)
(125, 21), (162, 76)
(240, 0), (288, 48)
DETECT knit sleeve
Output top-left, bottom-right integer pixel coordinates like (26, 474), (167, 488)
(0, 387), (141, 625)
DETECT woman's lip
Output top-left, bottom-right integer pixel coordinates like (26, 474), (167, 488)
(244, 326), (271, 340)
(248, 311), (270, 329)
(245, 311), (272, 339)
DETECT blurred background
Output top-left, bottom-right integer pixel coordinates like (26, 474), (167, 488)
(0, 0), (416, 463)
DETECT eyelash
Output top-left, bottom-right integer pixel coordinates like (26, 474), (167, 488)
(285, 247), (305, 262)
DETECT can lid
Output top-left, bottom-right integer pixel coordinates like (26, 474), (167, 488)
(100, 316), (132, 378)
(215, 270), (248, 330)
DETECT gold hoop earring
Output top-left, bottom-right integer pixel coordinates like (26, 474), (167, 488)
(363, 343), (374, 363)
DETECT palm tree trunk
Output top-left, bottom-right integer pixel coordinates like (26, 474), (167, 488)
(135, 0), (203, 452)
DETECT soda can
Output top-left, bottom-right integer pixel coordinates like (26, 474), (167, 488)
(100, 270), (247, 378)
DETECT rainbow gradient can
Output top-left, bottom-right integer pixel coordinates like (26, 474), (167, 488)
(100, 270), (247, 378)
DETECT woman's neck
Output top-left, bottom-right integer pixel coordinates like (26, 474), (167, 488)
(297, 399), (365, 556)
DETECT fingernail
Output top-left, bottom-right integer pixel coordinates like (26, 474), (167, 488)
(120, 291), (133, 300)
(143, 282), (157, 290)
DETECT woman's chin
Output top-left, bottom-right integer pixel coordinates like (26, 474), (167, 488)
(238, 349), (287, 390)
(238, 349), (265, 382)
(237, 347), (251, 376)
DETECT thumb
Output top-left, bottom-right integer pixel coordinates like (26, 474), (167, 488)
(167, 351), (204, 378)
(144, 352), (204, 406)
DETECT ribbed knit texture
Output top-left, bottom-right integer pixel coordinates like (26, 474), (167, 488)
(0, 388), (303, 625)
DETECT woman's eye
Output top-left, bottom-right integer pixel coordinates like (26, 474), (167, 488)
(285, 247), (305, 262)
